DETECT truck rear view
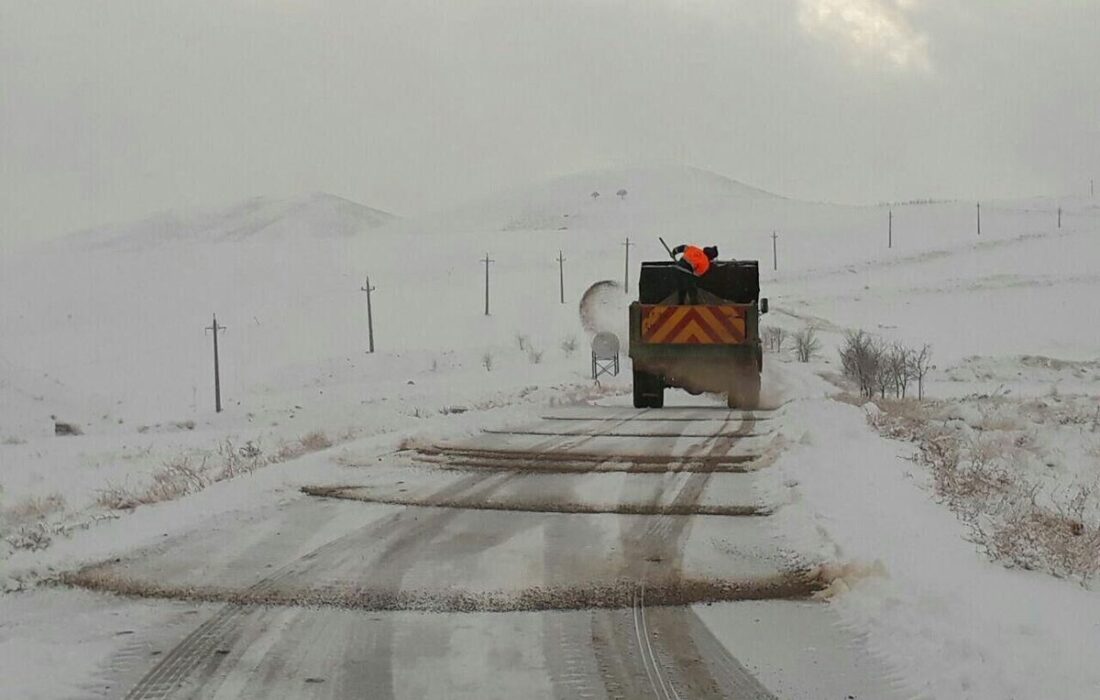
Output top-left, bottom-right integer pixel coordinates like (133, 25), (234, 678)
(628, 260), (767, 409)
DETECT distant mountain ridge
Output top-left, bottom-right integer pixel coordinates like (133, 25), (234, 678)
(419, 165), (786, 234)
(55, 192), (396, 251)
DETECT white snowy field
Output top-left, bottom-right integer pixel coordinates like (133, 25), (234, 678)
(2, 165), (1100, 698)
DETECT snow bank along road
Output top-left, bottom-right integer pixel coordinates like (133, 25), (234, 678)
(64, 403), (905, 699)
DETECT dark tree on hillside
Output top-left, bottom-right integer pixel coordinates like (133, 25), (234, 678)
(617, 189), (628, 200)
(590, 191), (600, 200)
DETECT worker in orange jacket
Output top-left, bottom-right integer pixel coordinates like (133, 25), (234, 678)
(671, 244), (718, 304)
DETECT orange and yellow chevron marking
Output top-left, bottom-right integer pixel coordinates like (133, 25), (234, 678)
(641, 305), (747, 345)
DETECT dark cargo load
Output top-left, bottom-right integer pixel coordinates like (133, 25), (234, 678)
(638, 261), (760, 304)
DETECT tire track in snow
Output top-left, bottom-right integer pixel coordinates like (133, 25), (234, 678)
(113, 410), (661, 698)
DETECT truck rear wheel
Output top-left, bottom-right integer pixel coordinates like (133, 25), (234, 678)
(633, 370), (664, 409)
(727, 370), (761, 410)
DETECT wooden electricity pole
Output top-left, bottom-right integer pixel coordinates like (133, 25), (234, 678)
(622, 237), (635, 293)
(205, 314), (226, 413)
(889, 210), (893, 249)
(557, 251), (566, 304)
(482, 254), (495, 315)
(771, 231), (778, 271)
(361, 276), (376, 353)
(1058, 207), (1062, 229)
(977, 202), (982, 236)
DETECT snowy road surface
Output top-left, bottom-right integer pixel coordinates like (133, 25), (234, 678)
(68, 404), (906, 699)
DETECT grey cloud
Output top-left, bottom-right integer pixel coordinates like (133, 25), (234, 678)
(1, 0), (1097, 248)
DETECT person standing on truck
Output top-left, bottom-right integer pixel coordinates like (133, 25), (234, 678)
(671, 244), (718, 304)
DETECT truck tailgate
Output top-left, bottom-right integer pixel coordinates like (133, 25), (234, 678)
(639, 304), (748, 345)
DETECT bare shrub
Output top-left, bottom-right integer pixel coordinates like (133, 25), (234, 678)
(2, 436), (26, 446)
(561, 335), (578, 355)
(482, 352), (494, 372)
(763, 326), (786, 353)
(910, 344), (934, 400)
(527, 348), (544, 364)
(886, 343), (914, 398)
(514, 333), (529, 352)
(846, 337), (930, 400)
(792, 326), (821, 363)
(840, 330), (885, 398)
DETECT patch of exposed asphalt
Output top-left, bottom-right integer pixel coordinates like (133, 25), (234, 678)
(411, 455), (760, 474)
(539, 415), (775, 423)
(299, 485), (772, 516)
(59, 569), (825, 613)
(414, 446), (761, 469)
(482, 429), (771, 438)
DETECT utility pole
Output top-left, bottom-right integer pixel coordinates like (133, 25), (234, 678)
(889, 210), (893, 249)
(771, 231), (778, 271)
(482, 253), (494, 316)
(1058, 206), (1062, 229)
(1091, 179), (1095, 197)
(977, 202), (982, 237)
(557, 251), (566, 304)
(360, 276), (376, 353)
(205, 314), (226, 413)
(622, 237), (635, 293)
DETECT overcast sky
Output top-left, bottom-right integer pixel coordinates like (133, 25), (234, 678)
(2, 0), (1098, 246)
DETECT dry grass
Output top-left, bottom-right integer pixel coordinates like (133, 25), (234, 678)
(870, 398), (1100, 583)
(274, 430), (333, 462)
(95, 484), (139, 511)
(300, 431), (332, 451)
(5, 526), (53, 551)
(6, 493), (66, 523)
(2, 493), (67, 551)
(214, 439), (267, 480)
(97, 457), (210, 509)
(984, 496), (1100, 579)
(96, 438), (275, 511)
(143, 457), (208, 503)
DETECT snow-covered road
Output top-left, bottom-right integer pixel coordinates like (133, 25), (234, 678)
(60, 403), (904, 699)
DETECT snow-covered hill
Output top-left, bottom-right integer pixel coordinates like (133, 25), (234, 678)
(54, 192), (395, 252)
(3, 167), (1097, 433)
(411, 165), (784, 234)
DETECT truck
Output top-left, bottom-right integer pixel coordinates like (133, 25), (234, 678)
(628, 258), (768, 409)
